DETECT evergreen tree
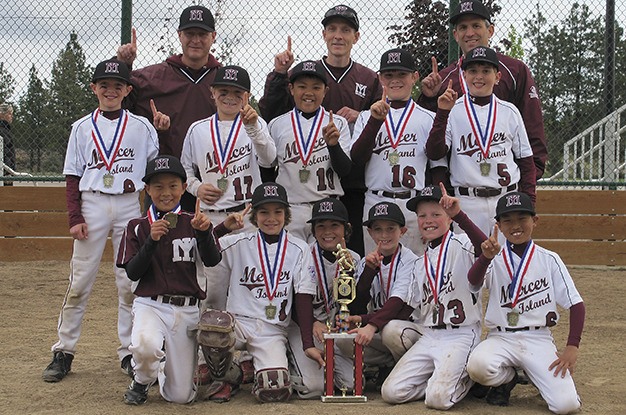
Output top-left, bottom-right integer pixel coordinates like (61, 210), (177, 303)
(0, 62), (15, 104)
(15, 65), (50, 171)
(47, 32), (96, 171)
(499, 26), (524, 59)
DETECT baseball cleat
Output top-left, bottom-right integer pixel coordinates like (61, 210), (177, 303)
(42, 351), (73, 382)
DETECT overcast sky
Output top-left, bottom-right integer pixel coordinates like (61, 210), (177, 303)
(1, 0), (624, 100)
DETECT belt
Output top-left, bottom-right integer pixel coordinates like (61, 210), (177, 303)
(151, 295), (199, 307)
(431, 324), (460, 330)
(371, 190), (414, 199)
(209, 202), (247, 214)
(457, 184), (517, 198)
(496, 326), (541, 332)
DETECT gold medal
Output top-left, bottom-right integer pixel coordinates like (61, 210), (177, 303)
(164, 212), (178, 229)
(388, 150), (400, 166)
(217, 177), (228, 192)
(103, 172), (114, 188)
(299, 168), (310, 183)
(432, 309), (438, 325)
(265, 303), (277, 320)
(507, 311), (519, 327)
(480, 162), (491, 176)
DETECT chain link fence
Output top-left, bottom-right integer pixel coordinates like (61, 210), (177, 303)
(1, 0), (624, 187)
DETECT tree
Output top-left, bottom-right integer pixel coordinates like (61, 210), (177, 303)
(47, 32), (96, 171)
(15, 65), (50, 171)
(0, 62), (15, 104)
(388, 0), (501, 76)
(498, 26), (524, 59)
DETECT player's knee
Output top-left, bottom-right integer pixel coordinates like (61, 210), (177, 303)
(381, 378), (409, 404)
(129, 337), (164, 363)
(424, 391), (454, 410)
(253, 367), (292, 403)
(197, 309), (236, 380)
(548, 394), (581, 414)
(466, 353), (491, 385)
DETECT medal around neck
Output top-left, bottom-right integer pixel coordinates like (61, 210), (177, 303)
(164, 212), (178, 229)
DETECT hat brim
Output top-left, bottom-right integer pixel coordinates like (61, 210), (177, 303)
(406, 195), (440, 212)
(461, 59), (499, 70)
(289, 72), (328, 85)
(210, 80), (250, 92)
(306, 214), (348, 224)
(142, 171), (187, 183)
(363, 217), (405, 227)
(252, 199), (290, 209)
(494, 208), (536, 221)
(321, 15), (358, 30)
(92, 74), (132, 85)
(378, 66), (415, 73)
(178, 23), (215, 32)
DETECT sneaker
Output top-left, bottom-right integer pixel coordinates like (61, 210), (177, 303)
(486, 372), (518, 406)
(375, 366), (393, 389)
(209, 382), (238, 403)
(124, 380), (149, 405)
(240, 360), (254, 384)
(121, 355), (134, 378)
(194, 363), (212, 385)
(469, 382), (490, 399)
(42, 351), (74, 382)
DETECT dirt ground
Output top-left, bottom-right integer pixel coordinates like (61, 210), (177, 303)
(1, 261), (624, 415)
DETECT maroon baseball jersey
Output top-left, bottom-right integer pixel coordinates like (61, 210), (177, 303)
(258, 58), (382, 123)
(125, 54), (221, 159)
(417, 53), (547, 178)
(117, 211), (220, 299)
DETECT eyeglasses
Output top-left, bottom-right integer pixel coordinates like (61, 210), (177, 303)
(180, 30), (212, 39)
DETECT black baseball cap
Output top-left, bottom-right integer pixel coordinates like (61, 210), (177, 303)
(307, 198), (349, 223)
(406, 186), (443, 212)
(178, 5), (215, 32)
(142, 155), (187, 183)
(211, 65), (251, 92)
(322, 5), (359, 31)
(289, 60), (328, 85)
(450, 0), (492, 25)
(495, 192), (536, 220)
(363, 202), (406, 227)
(462, 46), (499, 69)
(92, 59), (131, 84)
(379, 48), (416, 72)
(251, 182), (289, 208)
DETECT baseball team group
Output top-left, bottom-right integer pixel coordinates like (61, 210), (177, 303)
(40, 2), (585, 414)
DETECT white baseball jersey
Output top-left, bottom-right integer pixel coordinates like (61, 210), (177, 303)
(480, 241), (583, 329)
(407, 232), (483, 327)
(309, 242), (361, 323)
(445, 96), (533, 188)
(351, 102), (444, 193)
(181, 115), (276, 211)
(269, 108), (351, 203)
(63, 109), (159, 193)
(355, 244), (418, 313)
(219, 230), (317, 327)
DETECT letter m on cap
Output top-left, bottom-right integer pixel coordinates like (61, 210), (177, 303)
(105, 62), (120, 74)
(190, 9), (204, 21)
(472, 47), (487, 58)
(387, 52), (401, 64)
(156, 158), (170, 170)
(303, 62), (317, 72)
(224, 68), (238, 81)
(319, 201), (333, 213)
(460, 1), (474, 12)
(505, 194), (521, 207)
(374, 204), (389, 216)
(264, 185), (279, 197)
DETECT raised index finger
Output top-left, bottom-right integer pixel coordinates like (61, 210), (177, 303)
(492, 223), (499, 240)
(241, 203), (252, 217)
(382, 85), (388, 103)
(131, 27), (137, 47)
(287, 35), (292, 52)
(328, 110), (334, 124)
(431, 56), (438, 75)
(194, 197), (201, 217)
(150, 99), (158, 116)
(439, 182), (448, 197)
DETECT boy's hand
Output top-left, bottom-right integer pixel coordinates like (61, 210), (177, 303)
(322, 111), (340, 146)
(438, 182), (461, 217)
(304, 347), (325, 368)
(437, 80), (458, 110)
(150, 219), (169, 241)
(70, 223), (88, 240)
(365, 242), (383, 269)
(240, 92), (258, 125)
(150, 99), (170, 131)
(117, 27), (137, 66)
(481, 225), (501, 259)
(336, 106), (359, 123)
(549, 345), (579, 378)
(223, 203), (251, 231)
(273, 36), (294, 74)
(191, 198), (211, 231)
(370, 86), (390, 120)
(313, 320), (328, 344)
(197, 183), (223, 204)
(420, 56), (443, 98)
(348, 323), (377, 346)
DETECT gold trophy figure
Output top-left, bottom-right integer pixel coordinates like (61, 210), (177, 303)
(321, 244), (367, 403)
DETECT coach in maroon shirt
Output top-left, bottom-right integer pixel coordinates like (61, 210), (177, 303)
(417, 0), (547, 179)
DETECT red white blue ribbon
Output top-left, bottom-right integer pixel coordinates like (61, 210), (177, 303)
(463, 94), (498, 160)
(291, 107), (325, 168)
(424, 231), (452, 305)
(257, 229), (289, 303)
(384, 100), (415, 150)
(312, 243), (339, 314)
(90, 109), (128, 171)
(502, 240), (535, 308)
(147, 203), (182, 224)
(378, 246), (401, 302)
(210, 113), (243, 175)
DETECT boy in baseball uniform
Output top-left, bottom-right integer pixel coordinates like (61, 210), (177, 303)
(196, 182), (324, 403)
(466, 192), (585, 414)
(425, 46), (536, 238)
(340, 201), (419, 386)
(379, 184), (488, 409)
(287, 198), (359, 397)
(180, 65), (276, 312)
(116, 156), (221, 405)
(351, 48), (446, 255)
(268, 61), (352, 243)
(43, 59), (160, 382)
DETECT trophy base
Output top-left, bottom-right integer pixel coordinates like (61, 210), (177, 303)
(321, 395), (368, 403)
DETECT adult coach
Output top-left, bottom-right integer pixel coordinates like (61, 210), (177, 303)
(258, 4), (382, 255)
(117, 5), (221, 211)
(418, 0), (547, 179)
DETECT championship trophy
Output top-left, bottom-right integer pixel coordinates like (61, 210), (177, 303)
(321, 244), (367, 403)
